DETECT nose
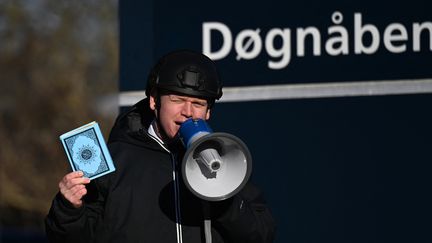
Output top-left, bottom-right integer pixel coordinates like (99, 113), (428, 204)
(181, 102), (193, 118)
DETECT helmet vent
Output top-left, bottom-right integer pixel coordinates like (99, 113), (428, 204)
(178, 67), (204, 89)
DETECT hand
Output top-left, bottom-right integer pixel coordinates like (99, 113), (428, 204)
(59, 171), (91, 208)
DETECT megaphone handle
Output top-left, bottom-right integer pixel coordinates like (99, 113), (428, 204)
(204, 219), (212, 243)
(202, 201), (212, 243)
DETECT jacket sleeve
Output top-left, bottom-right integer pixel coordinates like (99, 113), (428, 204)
(44, 177), (108, 243)
(212, 182), (276, 243)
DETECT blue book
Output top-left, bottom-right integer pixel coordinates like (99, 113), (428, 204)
(59, 121), (115, 180)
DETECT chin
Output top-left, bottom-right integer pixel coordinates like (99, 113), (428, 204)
(167, 131), (178, 139)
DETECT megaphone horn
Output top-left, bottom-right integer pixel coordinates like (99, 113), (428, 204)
(179, 119), (252, 201)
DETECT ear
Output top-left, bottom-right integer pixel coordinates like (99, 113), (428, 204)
(205, 109), (211, 120)
(149, 95), (157, 111)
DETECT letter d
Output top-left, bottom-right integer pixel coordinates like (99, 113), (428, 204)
(203, 22), (232, 60)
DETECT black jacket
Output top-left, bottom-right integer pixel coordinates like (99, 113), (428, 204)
(45, 98), (276, 243)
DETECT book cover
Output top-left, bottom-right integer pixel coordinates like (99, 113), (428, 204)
(59, 121), (115, 180)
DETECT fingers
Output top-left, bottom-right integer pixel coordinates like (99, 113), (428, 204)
(63, 171), (90, 185)
(59, 171), (91, 208)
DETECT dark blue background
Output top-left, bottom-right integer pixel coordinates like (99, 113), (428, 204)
(210, 94), (432, 242)
(120, 1), (432, 242)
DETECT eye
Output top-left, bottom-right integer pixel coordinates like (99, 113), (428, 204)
(192, 101), (207, 108)
(169, 95), (185, 104)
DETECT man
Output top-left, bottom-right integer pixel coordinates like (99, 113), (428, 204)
(45, 50), (276, 242)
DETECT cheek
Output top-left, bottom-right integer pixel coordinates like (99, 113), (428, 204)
(159, 107), (180, 137)
(194, 109), (210, 120)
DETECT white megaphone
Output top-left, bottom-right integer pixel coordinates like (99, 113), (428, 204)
(179, 119), (252, 201)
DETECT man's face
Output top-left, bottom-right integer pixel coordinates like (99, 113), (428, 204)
(150, 93), (211, 139)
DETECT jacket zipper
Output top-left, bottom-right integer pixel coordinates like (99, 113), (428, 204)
(147, 133), (183, 243)
(171, 153), (183, 243)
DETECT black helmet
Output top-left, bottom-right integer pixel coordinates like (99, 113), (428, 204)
(145, 50), (223, 100)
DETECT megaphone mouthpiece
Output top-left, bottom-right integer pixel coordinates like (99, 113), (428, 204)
(179, 119), (212, 147)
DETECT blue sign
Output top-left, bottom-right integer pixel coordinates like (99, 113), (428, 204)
(120, 0), (432, 91)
